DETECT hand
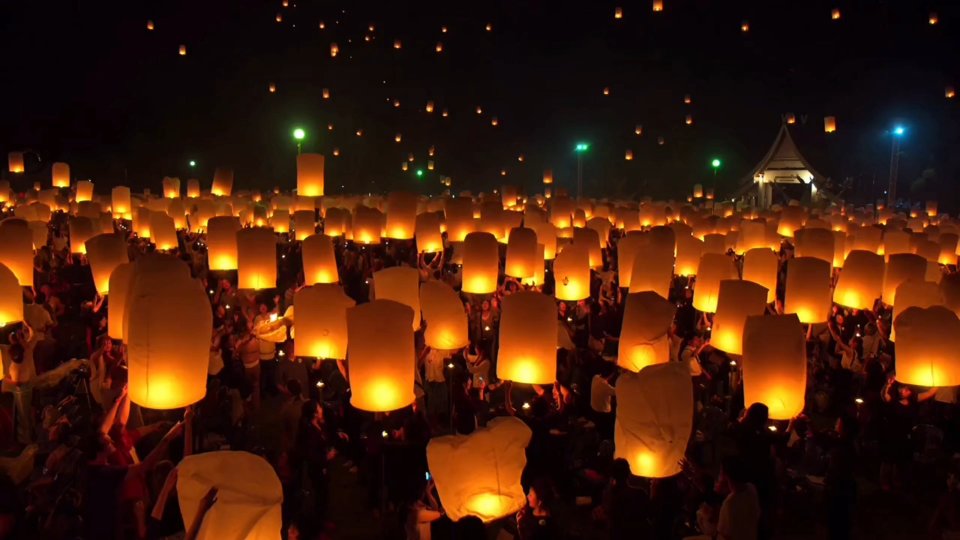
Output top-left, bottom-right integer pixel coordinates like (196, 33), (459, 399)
(164, 421), (185, 440)
(326, 448), (338, 461)
(162, 467), (179, 493)
(337, 431), (349, 441)
(120, 384), (129, 397)
(185, 406), (195, 422)
(198, 487), (219, 512)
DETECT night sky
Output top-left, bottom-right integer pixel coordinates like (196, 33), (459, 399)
(3, 0), (959, 206)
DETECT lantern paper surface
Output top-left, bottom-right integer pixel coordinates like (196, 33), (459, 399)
(574, 227), (604, 268)
(712, 280), (768, 355)
(834, 250), (884, 309)
(675, 234), (703, 277)
(462, 232), (499, 294)
(75, 180), (94, 202)
(614, 363), (693, 478)
(895, 306), (960, 387)
(0, 263), (23, 326)
(891, 280), (944, 342)
(617, 291), (676, 372)
(346, 300), (416, 412)
(497, 292), (557, 384)
(293, 210), (316, 241)
(882, 253), (927, 306)
(52, 162), (70, 188)
(0, 225), (33, 288)
(742, 247), (778, 303)
(617, 234), (647, 288)
(693, 253), (737, 313)
(784, 257), (832, 324)
(237, 227), (277, 290)
(742, 314), (806, 420)
(8, 152), (24, 173)
(206, 216), (241, 270)
(107, 262), (134, 339)
(302, 234), (339, 285)
(352, 207), (383, 244)
(126, 273), (211, 409)
(521, 244), (546, 287)
(294, 284), (354, 359)
(85, 233), (129, 295)
(149, 212), (178, 251)
(505, 227), (538, 278)
(795, 228), (834, 264)
(415, 212), (444, 253)
(426, 417), (532, 522)
(553, 243), (590, 301)
(211, 168), (234, 197)
(421, 281), (469, 350)
(628, 243), (674, 299)
(386, 192), (418, 239)
(177, 451), (283, 540)
(373, 267), (421, 330)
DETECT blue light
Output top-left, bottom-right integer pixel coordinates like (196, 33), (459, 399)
(894, 127), (904, 136)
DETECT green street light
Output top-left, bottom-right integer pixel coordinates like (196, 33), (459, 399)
(189, 160), (196, 168)
(712, 159), (721, 168)
(293, 128), (305, 155)
(416, 169), (424, 177)
(575, 143), (589, 198)
(575, 143), (589, 152)
(711, 158), (721, 197)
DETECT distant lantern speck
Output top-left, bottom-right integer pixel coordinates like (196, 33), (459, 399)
(330, 43), (338, 56)
(786, 113), (796, 124)
(332, 148), (339, 156)
(323, 88), (329, 98)
(476, 106), (482, 114)
(442, 26), (448, 33)
(486, 24), (492, 31)
(501, 169), (507, 176)
(658, 136), (665, 145)
(635, 125), (642, 135)
(741, 20), (749, 32)
(394, 99), (400, 107)
(518, 154), (524, 162)
(930, 13), (938, 25)
(147, 20), (154, 30)
(327, 124), (333, 130)
(393, 39), (401, 49)
(356, 129), (363, 136)
(442, 108), (449, 117)
(276, 13), (282, 22)
(625, 150), (633, 161)
(653, 0), (663, 12)
(436, 42), (443, 52)
(179, 45), (186, 55)
(491, 117), (498, 126)
(395, 133), (402, 143)
(947, 86), (956, 99)
(615, 7), (623, 19)
(603, 87), (610, 95)
(426, 101), (434, 113)
(684, 94), (691, 104)
(269, 83), (276, 93)
(319, 21), (325, 29)
(824, 116), (837, 133)
(831, 8), (840, 20)
(685, 114), (693, 125)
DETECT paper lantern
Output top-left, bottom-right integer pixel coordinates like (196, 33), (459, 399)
(741, 20), (750, 32)
(674, 234), (703, 276)
(149, 212), (178, 251)
(205, 216), (241, 270)
(521, 244), (546, 287)
(895, 306), (960, 387)
(176, 451), (282, 540)
(784, 257), (832, 324)
(833, 250), (884, 309)
(712, 280), (768, 355)
(373, 267), (421, 330)
(497, 292), (557, 384)
(0, 225), (33, 287)
(28, 221), (48, 249)
(116, 254), (190, 340)
(462, 232), (499, 294)
(300, 234), (338, 285)
(504, 227), (538, 278)
(236, 227), (277, 290)
(742, 314), (806, 420)
(832, 230), (848, 267)
(146, 20), (154, 30)
(126, 271), (210, 409)
(211, 168), (234, 197)
(347, 300), (416, 411)
(416, 281), (467, 351)
(294, 284), (354, 359)
(777, 206), (805, 238)
(882, 253), (927, 306)
(627, 243), (673, 298)
(931, 12), (939, 25)
(179, 44), (186, 56)
(736, 220), (768, 254)
(692, 253), (737, 313)
(8, 152), (24, 173)
(615, 6), (623, 18)
(293, 153), (326, 197)
(740, 247), (776, 303)
(554, 243), (590, 301)
(891, 280), (944, 342)
(51, 162), (70, 188)
(795, 227), (835, 264)
(427, 417), (532, 522)
(186, 179), (200, 198)
(386, 192), (417, 239)
(831, 8), (841, 19)
(352, 206), (383, 244)
(85, 233), (129, 295)
(74, 180), (94, 202)
(573, 227), (603, 268)
(414, 212), (443, 253)
(292, 209), (315, 241)
(69, 216), (97, 254)
(824, 116), (837, 133)
(330, 43), (338, 56)
(614, 363), (692, 478)
(0, 263), (23, 327)
(618, 291), (675, 372)
(652, 0), (663, 11)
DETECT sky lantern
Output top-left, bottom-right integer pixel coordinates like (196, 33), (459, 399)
(554, 243), (590, 301)
(603, 87), (610, 96)
(346, 299), (416, 412)
(675, 234), (704, 276)
(205, 216), (241, 270)
(176, 451), (283, 540)
(685, 114), (693, 125)
(386, 191), (418, 239)
(149, 212), (178, 251)
(742, 314), (806, 420)
(8, 152), (24, 173)
(615, 362), (692, 477)
(330, 43), (338, 57)
(320, 21), (326, 29)
(618, 291), (675, 372)
(186, 179), (200, 198)
(373, 267), (422, 330)
(831, 8), (841, 20)
(712, 280), (768, 355)
(294, 284), (354, 359)
(741, 20), (749, 32)
(52, 162), (70, 188)
(126, 273), (211, 409)
(895, 306), (960, 387)
(794, 228), (835, 264)
(693, 253), (737, 313)
(522, 245), (546, 286)
(69, 216), (97, 254)
(777, 206), (805, 237)
(573, 226), (603, 268)
(269, 83), (276, 93)
(543, 169), (554, 185)
(436, 42), (443, 52)
(628, 243), (673, 298)
(0, 225), (33, 288)
(427, 417), (531, 522)
(462, 232), (499, 294)
(476, 106), (483, 115)
(625, 149), (633, 161)
(297, 154), (325, 197)
(353, 207), (383, 244)
(276, 13), (282, 22)
(0, 263), (22, 326)
(302, 234), (339, 285)
(832, 230), (848, 267)
(147, 20), (154, 30)
(529, 221), (557, 260)
(739, 248), (776, 304)
(505, 227), (538, 278)
(497, 291), (557, 383)
(485, 23), (492, 31)
(834, 250), (884, 309)
(106, 263), (133, 339)
(161, 177), (180, 198)
(426, 100), (434, 113)
(415, 212), (444, 253)
(393, 39), (401, 49)
(211, 167), (234, 196)
(420, 281), (469, 350)
(293, 210), (315, 241)
(784, 257), (832, 323)
(890, 280), (943, 342)
(615, 7), (623, 18)
(395, 133), (402, 142)
(824, 116), (837, 133)
(322, 88), (330, 99)
(736, 220), (769, 254)
(930, 13), (939, 25)
(237, 227), (277, 290)
(882, 253), (927, 306)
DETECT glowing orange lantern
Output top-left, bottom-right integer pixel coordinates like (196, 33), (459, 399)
(617, 291), (675, 372)
(236, 227), (277, 290)
(895, 306), (960, 386)
(294, 284), (355, 359)
(833, 250), (884, 309)
(824, 116), (837, 133)
(0, 225), (33, 287)
(211, 168), (234, 196)
(505, 227), (538, 278)
(297, 154), (324, 197)
(882, 253), (928, 306)
(302, 234), (339, 285)
(420, 281), (469, 350)
(890, 280), (943, 342)
(742, 314), (806, 419)
(693, 253), (737, 313)
(497, 292), (557, 383)
(742, 247), (778, 303)
(179, 45), (186, 56)
(554, 243), (590, 301)
(462, 232), (499, 294)
(85, 233), (129, 295)
(784, 257), (832, 323)
(346, 299), (416, 411)
(712, 280), (768, 355)
(8, 152), (24, 173)
(205, 216), (240, 270)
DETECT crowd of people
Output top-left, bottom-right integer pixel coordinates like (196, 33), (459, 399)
(1, 203), (959, 540)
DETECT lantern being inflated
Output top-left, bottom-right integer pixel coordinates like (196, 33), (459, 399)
(833, 250), (884, 309)
(882, 253), (928, 306)
(205, 216), (241, 270)
(497, 292), (557, 384)
(784, 257), (832, 324)
(615, 362), (693, 478)
(742, 314), (806, 420)
(894, 306), (960, 387)
(427, 417), (532, 522)
(554, 243), (591, 301)
(0, 225), (34, 288)
(617, 291), (676, 372)
(373, 266), (421, 330)
(346, 300), (416, 412)
(0, 263), (23, 327)
(294, 284), (354, 359)
(237, 227), (277, 290)
(712, 280), (769, 355)
(85, 233), (129, 295)
(462, 232), (499, 294)
(741, 247), (778, 303)
(693, 253), (737, 313)
(302, 234), (339, 285)
(420, 281), (469, 350)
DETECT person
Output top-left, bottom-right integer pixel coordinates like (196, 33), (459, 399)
(235, 321), (262, 411)
(715, 458), (761, 540)
(281, 379), (308, 452)
(253, 298), (280, 395)
(880, 375), (937, 490)
(601, 458), (650, 539)
(276, 346), (310, 400)
(419, 346), (448, 425)
(825, 415), (859, 540)
(464, 345), (490, 388)
(4, 324), (38, 445)
(295, 400), (338, 525)
(404, 477), (443, 539)
(930, 463), (960, 539)
(517, 478), (557, 540)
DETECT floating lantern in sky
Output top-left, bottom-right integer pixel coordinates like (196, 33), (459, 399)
(491, 117), (498, 126)
(319, 21), (325, 29)
(8, 152), (24, 173)
(784, 257), (832, 323)
(786, 113), (796, 124)
(554, 243), (591, 301)
(436, 42), (443, 52)
(211, 167), (234, 196)
(237, 227), (277, 290)
(615, 363), (692, 477)
(420, 281), (468, 350)
(52, 162), (70, 188)
(685, 114), (693, 125)
(658, 136), (665, 145)
(500, 169), (507, 176)
(742, 247), (778, 302)
(346, 300), (416, 412)
(393, 39), (401, 49)
(635, 125), (642, 135)
(741, 20), (749, 32)
(684, 94), (691, 104)
(276, 13), (282, 22)
(498, 292), (557, 383)
(332, 148), (339, 156)
(179, 45), (186, 55)
(327, 124), (333, 130)
(625, 150), (633, 161)
(269, 83), (276, 93)
(476, 106), (482, 114)
(742, 314), (806, 419)
(323, 88), (330, 98)
(462, 232), (499, 294)
(485, 24), (492, 31)
(395, 133), (402, 142)
(895, 306), (960, 387)
(712, 280), (768, 355)
(831, 8), (841, 20)
(930, 13), (939, 25)
(947, 86), (956, 99)
(427, 417), (531, 523)
(615, 7), (623, 18)
(330, 43), (338, 57)
(442, 108), (449, 117)
(426, 100), (434, 113)
(824, 116), (837, 133)
(429, 145), (436, 156)
(147, 20), (154, 30)
(653, 0), (663, 12)
(356, 129), (362, 136)
(297, 154), (324, 197)
(505, 228), (538, 278)
(442, 26), (448, 33)
(882, 253), (927, 306)
(618, 291), (675, 372)
(302, 235), (339, 285)
(603, 87), (610, 95)
(518, 154), (524, 162)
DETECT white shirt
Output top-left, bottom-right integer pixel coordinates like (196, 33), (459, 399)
(23, 304), (53, 341)
(423, 349), (446, 383)
(718, 484), (760, 540)
(681, 346), (703, 376)
(591, 375), (615, 413)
